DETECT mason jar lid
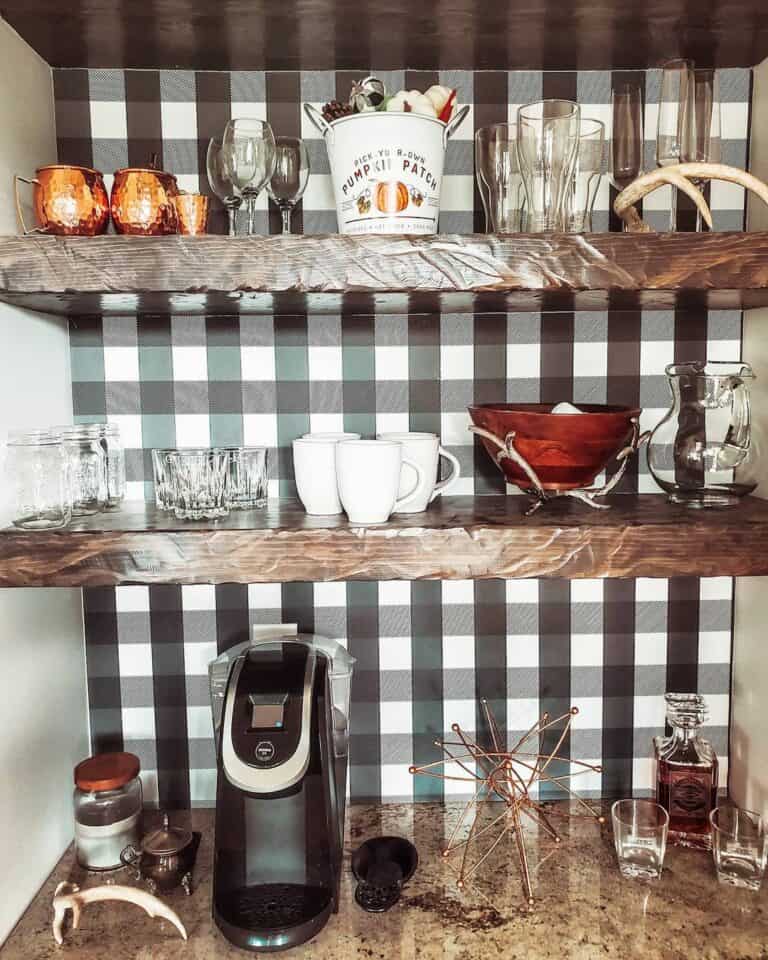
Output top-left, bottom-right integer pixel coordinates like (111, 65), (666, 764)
(74, 752), (140, 791)
(141, 812), (193, 855)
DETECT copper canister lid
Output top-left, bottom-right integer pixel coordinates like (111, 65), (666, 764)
(74, 752), (140, 791)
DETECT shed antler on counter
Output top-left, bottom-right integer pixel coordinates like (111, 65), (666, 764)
(614, 162), (768, 232)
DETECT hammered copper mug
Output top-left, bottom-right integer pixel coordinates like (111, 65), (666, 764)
(14, 164), (110, 235)
(110, 167), (179, 235)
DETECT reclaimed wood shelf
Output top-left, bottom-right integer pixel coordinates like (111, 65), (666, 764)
(2, 233), (768, 317)
(4, 0), (768, 71)
(2, 495), (768, 587)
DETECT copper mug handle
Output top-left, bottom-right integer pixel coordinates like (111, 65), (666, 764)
(14, 176), (44, 234)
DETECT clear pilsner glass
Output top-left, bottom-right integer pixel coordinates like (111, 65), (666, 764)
(654, 693), (719, 850)
(517, 99), (580, 232)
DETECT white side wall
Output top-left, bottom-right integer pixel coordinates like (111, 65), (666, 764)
(733, 55), (768, 818)
(0, 19), (88, 943)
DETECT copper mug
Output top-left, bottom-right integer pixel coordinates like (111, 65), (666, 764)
(110, 167), (179, 235)
(14, 164), (110, 236)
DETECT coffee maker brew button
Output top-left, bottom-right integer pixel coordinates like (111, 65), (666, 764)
(254, 741), (276, 763)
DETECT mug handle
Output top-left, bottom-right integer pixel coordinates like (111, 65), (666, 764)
(429, 446), (461, 503)
(14, 176), (43, 235)
(393, 457), (427, 512)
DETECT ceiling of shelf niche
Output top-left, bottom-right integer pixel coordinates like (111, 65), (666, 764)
(2, 0), (768, 70)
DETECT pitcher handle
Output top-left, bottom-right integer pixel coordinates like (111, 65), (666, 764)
(430, 446), (461, 502)
(303, 103), (333, 142)
(14, 176), (44, 235)
(393, 457), (427, 512)
(443, 105), (470, 146)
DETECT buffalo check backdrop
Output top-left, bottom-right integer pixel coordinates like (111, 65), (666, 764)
(55, 68), (748, 808)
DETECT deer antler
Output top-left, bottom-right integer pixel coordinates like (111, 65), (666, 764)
(614, 162), (768, 232)
(52, 882), (188, 945)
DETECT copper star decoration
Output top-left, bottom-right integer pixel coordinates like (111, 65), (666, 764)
(409, 700), (605, 906)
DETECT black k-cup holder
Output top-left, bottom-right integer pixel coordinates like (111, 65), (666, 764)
(351, 836), (418, 913)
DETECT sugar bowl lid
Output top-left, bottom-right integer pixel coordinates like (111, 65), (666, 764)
(141, 813), (193, 856)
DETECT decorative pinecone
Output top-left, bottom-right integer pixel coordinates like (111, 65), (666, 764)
(322, 100), (354, 122)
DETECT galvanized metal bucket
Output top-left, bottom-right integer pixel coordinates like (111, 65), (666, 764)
(304, 104), (469, 235)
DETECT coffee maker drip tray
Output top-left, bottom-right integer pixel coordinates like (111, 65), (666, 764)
(215, 883), (333, 952)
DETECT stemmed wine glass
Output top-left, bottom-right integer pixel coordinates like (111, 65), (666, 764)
(222, 118), (276, 236)
(656, 59), (692, 231)
(610, 83), (644, 231)
(267, 137), (310, 235)
(206, 138), (242, 236)
(681, 68), (721, 231)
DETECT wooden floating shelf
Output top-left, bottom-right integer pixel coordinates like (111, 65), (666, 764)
(2, 495), (768, 587)
(2, 233), (768, 317)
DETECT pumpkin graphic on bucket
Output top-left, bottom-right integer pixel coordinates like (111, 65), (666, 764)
(375, 181), (409, 214)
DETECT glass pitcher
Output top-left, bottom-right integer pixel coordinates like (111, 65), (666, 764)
(648, 361), (758, 507)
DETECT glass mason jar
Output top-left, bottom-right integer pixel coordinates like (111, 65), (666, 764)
(73, 752), (143, 871)
(59, 424), (107, 515)
(4, 429), (72, 529)
(647, 361), (758, 507)
(97, 423), (126, 508)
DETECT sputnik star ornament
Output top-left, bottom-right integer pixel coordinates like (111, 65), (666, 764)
(409, 700), (605, 906)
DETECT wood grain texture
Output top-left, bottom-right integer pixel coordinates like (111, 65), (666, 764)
(2, 233), (768, 316)
(4, 0), (768, 70)
(3, 496), (768, 586)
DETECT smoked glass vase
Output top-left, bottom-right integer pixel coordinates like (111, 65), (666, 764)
(647, 361), (758, 507)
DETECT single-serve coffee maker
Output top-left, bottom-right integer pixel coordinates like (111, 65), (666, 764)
(209, 634), (354, 952)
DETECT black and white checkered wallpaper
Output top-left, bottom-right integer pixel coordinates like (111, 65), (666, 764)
(56, 68), (748, 808)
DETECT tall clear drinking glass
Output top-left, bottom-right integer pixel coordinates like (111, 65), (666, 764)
(681, 68), (721, 232)
(517, 100), (580, 232)
(610, 83), (644, 232)
(475, 123), (524, 232)
(222, 119), (276, 236)
(656, 59), (693, 231)
(566, 118), (605, 232)
(206, 138), (242, 236)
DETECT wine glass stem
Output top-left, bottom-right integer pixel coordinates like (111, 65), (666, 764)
(247, 197), (257, 236)
(669, 184), (678, 232)
(227, 205), (237, 237)
(281, 206), (292, 235)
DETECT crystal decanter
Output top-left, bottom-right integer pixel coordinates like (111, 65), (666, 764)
(654, 693), (719, 850)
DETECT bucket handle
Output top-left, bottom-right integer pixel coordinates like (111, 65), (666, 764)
(443, 105), (470, 147)
(303, 103), (333, 142)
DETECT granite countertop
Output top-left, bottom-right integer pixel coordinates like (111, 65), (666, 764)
(3, 802), (766, 959)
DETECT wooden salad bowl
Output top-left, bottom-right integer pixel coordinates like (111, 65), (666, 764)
(468, 403), (641, 491)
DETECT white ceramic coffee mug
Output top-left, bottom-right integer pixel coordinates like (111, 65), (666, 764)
(293, 433), (360, 515)
(377, 432), (461, 513)
(335, 439), (426, 524)
(302, 431), (361, 441)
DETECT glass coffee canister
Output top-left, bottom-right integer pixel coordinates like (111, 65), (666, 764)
(647, 361), (758, 507)
(74, 752), (143, 871)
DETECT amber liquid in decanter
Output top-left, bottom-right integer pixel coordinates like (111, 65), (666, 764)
(654, 694), (718, 850)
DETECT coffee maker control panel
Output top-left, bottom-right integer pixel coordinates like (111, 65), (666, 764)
(222, 642), (317, 791)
